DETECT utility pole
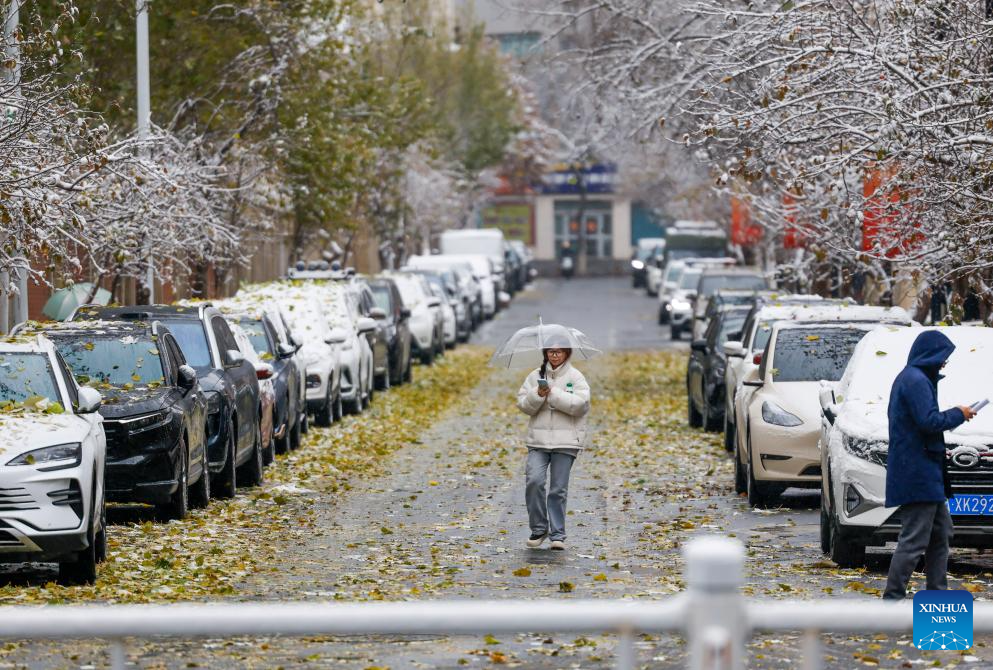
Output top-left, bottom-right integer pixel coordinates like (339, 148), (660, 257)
(4, 1), (25, 329)
(136, 0), (154, 304)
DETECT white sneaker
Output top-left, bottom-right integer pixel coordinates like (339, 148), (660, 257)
(549, 540), (565, 551)
(527, 533), (547, 548)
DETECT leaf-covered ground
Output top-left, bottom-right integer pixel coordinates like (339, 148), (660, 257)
(2, 348), (992, 668)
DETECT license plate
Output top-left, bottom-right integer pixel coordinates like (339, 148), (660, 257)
(948, 495), (993, 516)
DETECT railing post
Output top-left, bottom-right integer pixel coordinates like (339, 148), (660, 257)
(109, 639), (126, 670)
(684, 536), (746, 670)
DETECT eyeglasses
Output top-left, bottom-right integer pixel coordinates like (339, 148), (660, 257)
(546, 349), (567, 356)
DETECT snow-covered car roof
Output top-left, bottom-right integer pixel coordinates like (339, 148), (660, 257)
(754, 302), (912, 324)
(837, 326), (993, 444)
(0, 333), (57, 354)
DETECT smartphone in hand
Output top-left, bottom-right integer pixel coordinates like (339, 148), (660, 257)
(971, 398), (989, 413)
(537, 378), (549, 389)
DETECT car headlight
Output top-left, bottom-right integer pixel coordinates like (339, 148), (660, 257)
(843, 434), (888, 466)
(7, 442), (82, 471)
(761, 401), (803, 427)
(119, 410), (170, 433)
(631, 260), (645, 270)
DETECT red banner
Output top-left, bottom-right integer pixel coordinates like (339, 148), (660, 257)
(730, 196), (763, 246)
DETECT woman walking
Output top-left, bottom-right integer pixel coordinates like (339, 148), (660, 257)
(516, 338), (591, 550)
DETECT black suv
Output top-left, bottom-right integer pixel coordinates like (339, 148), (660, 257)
(27, 320), (209, 519)
(74, 305), (264, 497)
(687, 305), (751, 432)
(366, 277), (412, 386)
(222, 308), (305, 453)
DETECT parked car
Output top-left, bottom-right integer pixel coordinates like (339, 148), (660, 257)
(388, 272), (442, 365)
(657, 260), (688, 325)
(297, 281), (376, 415)
(28, 320), (209, 520)
(734, 320), (905, 507)
(0, 335), (106, 584)
(691, 267), (769, 337)
(668, 266), (703, 339)
(819, 326), (993, 566)
(691, 289), (768, 342)
(644, 248), (668, 297)
(631, 237), (665, 289)
(408, 254), (497, 319)
(686, 305), (751, 432)
(212, 297), (306, 453)
(415, 271), (457, 349)
(405, 268), (470, 343)
(231, 323), (276, 466)
(507, 240), (534, 288)
(246, 286), (343, 427)
(350, 278), (393, 390)
(74, 304), (264, 497)
(366, 277), (413, 385)
(723, 301), (902, 453)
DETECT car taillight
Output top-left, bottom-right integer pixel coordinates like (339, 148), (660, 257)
(753, 353), (763, 365)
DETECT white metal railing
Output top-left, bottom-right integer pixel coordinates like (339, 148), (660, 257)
(0, 537), (987, 670)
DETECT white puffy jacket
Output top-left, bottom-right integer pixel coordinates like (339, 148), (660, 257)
(516, 361), (591, 450)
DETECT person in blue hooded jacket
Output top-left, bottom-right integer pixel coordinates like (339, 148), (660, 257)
(883, 330), (975, 600)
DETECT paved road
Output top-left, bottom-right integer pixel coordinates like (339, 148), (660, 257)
(473, 277), (677, 352)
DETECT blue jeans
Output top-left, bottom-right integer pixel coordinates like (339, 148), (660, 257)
(525, 449), (576, 541)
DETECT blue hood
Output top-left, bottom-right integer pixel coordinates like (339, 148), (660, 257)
(907, 330), (956, 370)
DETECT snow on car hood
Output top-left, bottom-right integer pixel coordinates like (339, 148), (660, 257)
(0, 413), (90, 462)
(765, 381), (823, 425)
(837, 326), (993, 445)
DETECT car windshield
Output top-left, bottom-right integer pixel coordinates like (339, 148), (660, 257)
(679, 270), (702, 289)
(752, 321), (775, 351)
(55, 333), (166, 388)
(0, 353), (62, 409)
(663, 265), (684, 283)
(160, 319), (212, 368)
(699, 274), (766, 296)
(237, 318), (273, 359)
(395, 278), (424, 306)
(771, 328), (868, 382)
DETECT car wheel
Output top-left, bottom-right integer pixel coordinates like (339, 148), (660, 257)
(290, 414), (303, 450)
(300, 411), (309, 435)
(95, 498), (107, 563)
(190, 442), (211, 509)
(658, 308), (666, 325)
(820, 504), (832, 555)
(58, 491), (101, 585)
(346, 390), (363, 415)
(238, 421), (265, 488)
(314, 386), (334, 427)
(746, 436), (773, 508)
(687, 386), (703, 429)
(829, 516), (866, 567)
(420, 347), (434, 366)
(724, 413), (736, 452)
(403, 356), (413, 383)
(157, 440), (189, 521)
(213, 418), (237, 499)
(277, 399), (292, 454)
(671, 325), (682, 341)
(264, 433), (276, 466)
(703, 400), (721, 432)
(733, 444), (747, 494)
(333, 390), (344, 422)
(376, 369), (391, 392)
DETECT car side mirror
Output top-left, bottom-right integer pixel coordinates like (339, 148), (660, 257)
(326, 328), (349, 345)
(369, 307), (387, 320)
(225, 349), (246, 368)
(76, 387), (103, 414)
(357, 317), (377, 334)
(498, 291), (511, 308)
(256, 363), (274, 380)
(819, 381), (838, 424)
(177, 364), (198, 391)
(723, 341), (745, 358)
(742, 367), (763, 388)
(690, 339), (708, 353)
(277, 343), (296, 359)
(399, 307), (412, 320)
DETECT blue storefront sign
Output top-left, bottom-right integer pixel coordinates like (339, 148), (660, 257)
(539, 163), (617, 195)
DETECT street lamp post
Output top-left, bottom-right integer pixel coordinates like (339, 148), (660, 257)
(136, 0), (154, 304)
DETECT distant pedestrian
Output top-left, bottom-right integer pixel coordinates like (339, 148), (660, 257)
(883, 331), (975, 600)
(516, 336), (591, 550)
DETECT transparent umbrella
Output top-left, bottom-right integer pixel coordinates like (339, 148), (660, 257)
(489, 320), (601, 369)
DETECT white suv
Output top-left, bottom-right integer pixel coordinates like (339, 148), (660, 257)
(0, 335), (107, 584)
(819, 326), (993, 567)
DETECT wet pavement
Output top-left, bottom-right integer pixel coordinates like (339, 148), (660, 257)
(3, 277), (993, 669)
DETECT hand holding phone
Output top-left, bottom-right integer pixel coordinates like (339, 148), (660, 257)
(971, 398), (989, 412)
(537, 378), (549, 389)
